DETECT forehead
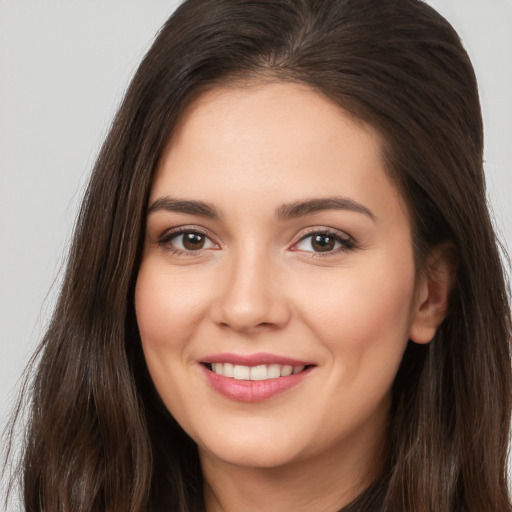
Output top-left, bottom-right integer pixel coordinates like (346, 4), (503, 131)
(151, 81), (408, 224)
(165, 81), (378, 163)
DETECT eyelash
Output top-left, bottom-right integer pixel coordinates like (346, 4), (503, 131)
(156, 227), (357, 258)
(292, 228), (357, 258)
(156, 227), (218, 257)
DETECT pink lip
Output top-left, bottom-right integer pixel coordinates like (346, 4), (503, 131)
(198, 353), (315, 403)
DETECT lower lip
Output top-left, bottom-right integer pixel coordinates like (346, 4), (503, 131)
(200, 365), (313, 402)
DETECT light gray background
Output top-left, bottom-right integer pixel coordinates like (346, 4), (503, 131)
(1, 1), (511, 508)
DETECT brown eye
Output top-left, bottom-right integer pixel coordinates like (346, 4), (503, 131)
(182, 232), (206, 250)
(292, 230), (356, 255)
(311, 234), (336, 252)
(158, 229), (218, 253)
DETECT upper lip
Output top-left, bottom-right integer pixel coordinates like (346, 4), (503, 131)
(200, 352), (313, 367)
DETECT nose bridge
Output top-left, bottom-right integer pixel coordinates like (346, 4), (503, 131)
(213, 240), (290, 331)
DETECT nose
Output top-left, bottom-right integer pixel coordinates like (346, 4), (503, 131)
(210, 248), (292, 332)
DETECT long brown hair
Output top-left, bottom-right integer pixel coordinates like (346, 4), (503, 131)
(5, 0), (511, 510)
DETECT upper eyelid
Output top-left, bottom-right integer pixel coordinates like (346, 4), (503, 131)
(293, 226), (353, 243)
(157, 225), (216, 243)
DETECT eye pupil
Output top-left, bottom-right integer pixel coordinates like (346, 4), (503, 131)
(183, 232), (205, 250)
(312, 234), (335, 252)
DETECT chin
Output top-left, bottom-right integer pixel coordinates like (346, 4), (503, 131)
(200, 444), (300, 470)
(193, 423), (310, 470)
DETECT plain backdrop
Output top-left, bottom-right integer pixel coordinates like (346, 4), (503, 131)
(1, 1), (511, 509)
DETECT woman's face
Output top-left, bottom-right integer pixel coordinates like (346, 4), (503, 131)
(136, 82), (425, 472)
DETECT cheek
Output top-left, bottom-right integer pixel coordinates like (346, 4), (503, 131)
(297, 253), (416, 376)
(135, 260), (208, 351)
(134, 260), (208, 426)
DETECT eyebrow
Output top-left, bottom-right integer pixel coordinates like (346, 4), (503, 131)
(147, 195), (376, 222)
(147, 197), (221, 219)
(276, 197), (376, 222)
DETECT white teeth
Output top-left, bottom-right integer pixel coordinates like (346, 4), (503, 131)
(209, 363), (307, 380)
(267, 364), (281, 379)
(223, 362), (234, 377)
(233, 365), (250, 380)
(250, 365), (268, 381)
(280, 365), (293, 377)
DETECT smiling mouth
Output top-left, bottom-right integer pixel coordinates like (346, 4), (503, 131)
(203, 362), (313, 381)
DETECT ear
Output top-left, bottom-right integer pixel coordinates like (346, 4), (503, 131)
(409, 243), (457, 344)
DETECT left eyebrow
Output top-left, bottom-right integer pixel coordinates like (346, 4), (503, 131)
(275, 197), (376, 222)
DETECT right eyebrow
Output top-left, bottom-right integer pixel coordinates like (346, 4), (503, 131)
(147, 197), (221, 219)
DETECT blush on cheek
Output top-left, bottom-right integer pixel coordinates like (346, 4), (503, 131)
(135, 265), (205, 349)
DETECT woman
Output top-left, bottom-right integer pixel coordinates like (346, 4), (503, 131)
(5, 0), (511, 510)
